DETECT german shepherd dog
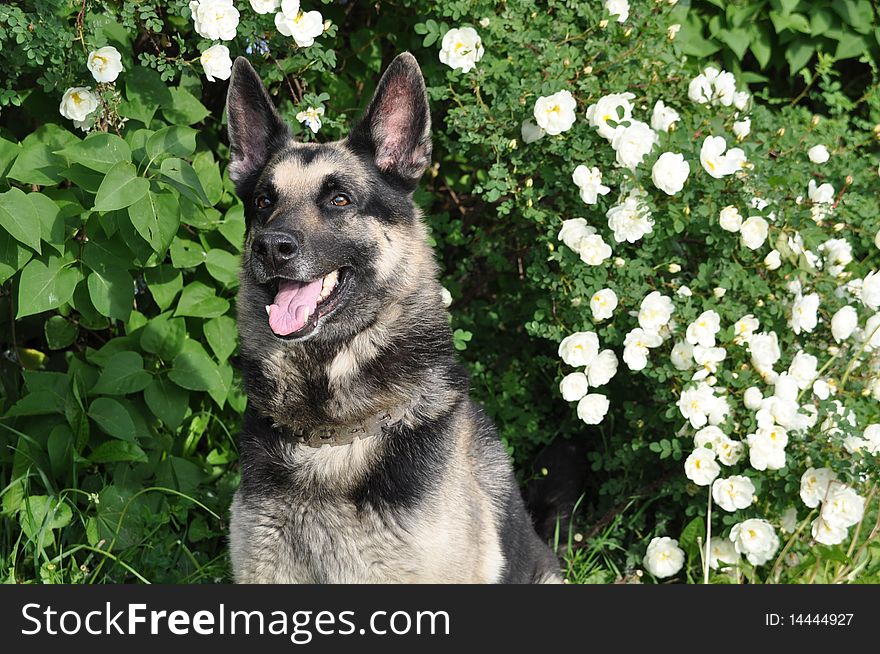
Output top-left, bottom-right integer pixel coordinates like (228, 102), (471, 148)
(226, 53), (561, 583)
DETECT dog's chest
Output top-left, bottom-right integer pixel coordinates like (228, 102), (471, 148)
(231, 491), (460, 583)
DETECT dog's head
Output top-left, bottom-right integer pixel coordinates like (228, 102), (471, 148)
(226, 53), (433, 346)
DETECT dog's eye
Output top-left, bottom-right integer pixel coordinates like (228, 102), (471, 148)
(330, 193), (351, 207)
(255, 195), (273, 210)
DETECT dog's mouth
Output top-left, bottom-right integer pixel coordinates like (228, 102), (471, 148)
(264, 267), (352, 339)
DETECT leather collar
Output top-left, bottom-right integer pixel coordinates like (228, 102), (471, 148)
(271, 403), (410, 448)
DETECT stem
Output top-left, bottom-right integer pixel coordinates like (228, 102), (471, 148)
(704, 483), (712, 584)
(840, 321), (880, 390)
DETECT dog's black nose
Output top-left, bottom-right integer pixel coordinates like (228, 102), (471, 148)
(253, 231), (299, 269)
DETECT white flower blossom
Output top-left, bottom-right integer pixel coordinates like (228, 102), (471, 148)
(610, 120), (658, 170)
(87, 46), (124, 83)
(708, 537), (739, 569)
(808, 179), (835, 204)
(651, 152), (690, 195)
(590, 288), (618, 321)
(788, 351), (818, 390)
(296, 106), (324, 133)
(730, 519), (779, 566)
(623, 328), (662, 371)
(764, 249), (782, 270)
(790, 292), (820, 335)
(712, 475), (755, 512)
(685, 447), (721, 486)
(718, 206), (742, 232)
(200, 44), (233, 82)
(439, 27), (485, 73)
(688, 67), (738, 106)
(686, 310), (721, 348)
(733, 314), (759, 345)
(250, 0), (280, 12)
(560, 372), (590, 402)
(577, 393), (610, 424)
(607, 190), (653, 243)
(650, 100), (680, 132)
(521, 119), (545, 143)
(643, 537), (684, 578)
(557, 218), (594, 252)
(700, 135), (747, 178)
(861, 270), (880, 310)
(670, 341), (694, 370)
(740, 215), (769, 250)
(693, 345), (726, 381)
(190, 0), (240, 41)
(638, 291), (674, 333)
(604, 0), (629, 23)
(534, 90), (577, 136)
(578, 234), (613, 266)
(59, 87), (100, 130)
(733, 118), (751, 140)
(572, 165), (611, 205)
(743, 386), (763, 410)
(586, 350), (618, 387)
(275, 0), (324, 48)
(558, 332), (600, 367)
(808, 144), (830, 164)
(799, 467), (837, 508)
(585, 92), (635, 140)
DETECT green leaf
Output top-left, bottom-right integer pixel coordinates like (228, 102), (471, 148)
(192, 151), (223, 206)
(159, 158), (210, 206)
(219, 204), (245, 251)
(144, 377), (189, 429)
(162, 87), (211, 125)
(29, 192), (65, 255)
(92, 352), (151, 395)
(145, 125), (197, 162)
(785, 37), (815, 75)
(0, 137), (20, 179)
(55, 132), (131, 173)
(810, 9), (834, 36)
(170, 235), (207, 268)
(0, 230), (32, 284)
(679, 516), (706, 553)
(169, 340), (226, 397)
(144, 265), (182, 310)
(174, 281), (230, 318)
(717, 27), (750, 60)
(16, 255), (81, 318)
(748, 22), (773, 69)
(205, 248), (240, 286)
(833, 0), (874, 32)
(93, 161), (150, 212)
(140, 312), (186, 360)
(18, 496), (72, 549)
(128, 191), (180, 253)
(86, 267), (133, 321)
(44, 315), (78, 349)
(6, 125), (78, 186)
(88, 440), (147, 464)
(204, 315), (237, 362)
(88, 397), (137, 441)
(121, 65), (173, 125)
(835, 32), (867, 59)
(0, 187), (41, 253)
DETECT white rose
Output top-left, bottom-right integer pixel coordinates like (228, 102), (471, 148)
(700, 135), (746, 178)
(799, 467), (837, 508)
(586, 349), (618, 387)
(558, 331), (600, 367)
(686, 310), (721, 348)
(200, 44), (233, 82)
(296, 106), (324, 133)
(86, 46), (124, 83)
(678, 382), (717, 429)
(718, 206), (742, 232)
(862, 424), (880, 454)
(694, 425), (724, 449)
(610, 120), (658, 170)
(439, 27), (485, 73)
(732, 314), (759, 345)
(685, 447), (721, 486)
(861, 270), (880, 310)
(692, 345), (726, 381)
(764, 249), (782, 270)
(190, 0), (240, 41)
(572, 165), (611, 205)
(708, 537), (740, 570)
(748, 331), (781, 370)
(732, 118), (750, 140)
(788, 350), (818, 390)
(651, 152), (690, 195)
(623, 328), (662, 371)
(59, 87), (100, 129)
(576, 393), (610, 424)
(808, 144), (830, 164)
(606, 190), (653, 243)
(712, 475), (755, 512)
(643, 536), (684, 578)
(250, 0), (280, 13)
(740, 215), (769, 250)
(676, 285), (692, 298)
(604, 0), (629, 22)
(733, 91), (750, 111)
(790, 292), (820, 335)
(808, 179), (835, 204)
(747, 428), (787, 471)
(638, 291), (674, 332)
(590, 288), (618, 321)
(520, 120), (546, 144)
(275, 3), (324, 48)
(534, 90), (577, 136)
(557, 218), (594, 252)
(812, 516), (849, 546)
(865, 312), (880, 351)
(585, 92), (635, 140)
(559, 372), (589, 402)
(717, 437), (744, 466)
(650, 100), (680, 133)
(743, 386), (763, 410)
(822, 485), (865, 529)
(670, 341), (694, 370)
(688, 72), (713, 104)
(578, 234), (613, 266)
(730, 519), (779, 566)
(713, 70), (737, 106)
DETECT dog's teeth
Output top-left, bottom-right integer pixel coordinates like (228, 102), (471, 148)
(265, 305), (271, 316)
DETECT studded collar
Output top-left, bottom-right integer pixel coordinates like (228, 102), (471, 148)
(271, 402), (410, 448)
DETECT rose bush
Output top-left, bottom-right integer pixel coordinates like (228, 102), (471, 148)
(0, 0), (879, 584)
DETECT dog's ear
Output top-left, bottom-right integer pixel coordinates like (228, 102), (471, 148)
(226, 57), (290, 186)
(349, 52), (432, 186)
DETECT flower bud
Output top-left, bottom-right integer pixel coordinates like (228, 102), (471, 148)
(777, 128), (785, 137)
(525, 177), (533, 187)
(599, 19), (609, 28)
(613, 257), (625, 268)
(668, 263), (682, 273)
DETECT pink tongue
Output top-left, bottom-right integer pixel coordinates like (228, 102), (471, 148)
(267, 279), (324, 336)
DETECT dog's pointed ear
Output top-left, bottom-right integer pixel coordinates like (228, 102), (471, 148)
(226, 57), (290, 186)
(349, 52), (432, 186)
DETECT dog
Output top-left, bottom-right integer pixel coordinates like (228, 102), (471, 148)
(226, 52), (561, 583)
